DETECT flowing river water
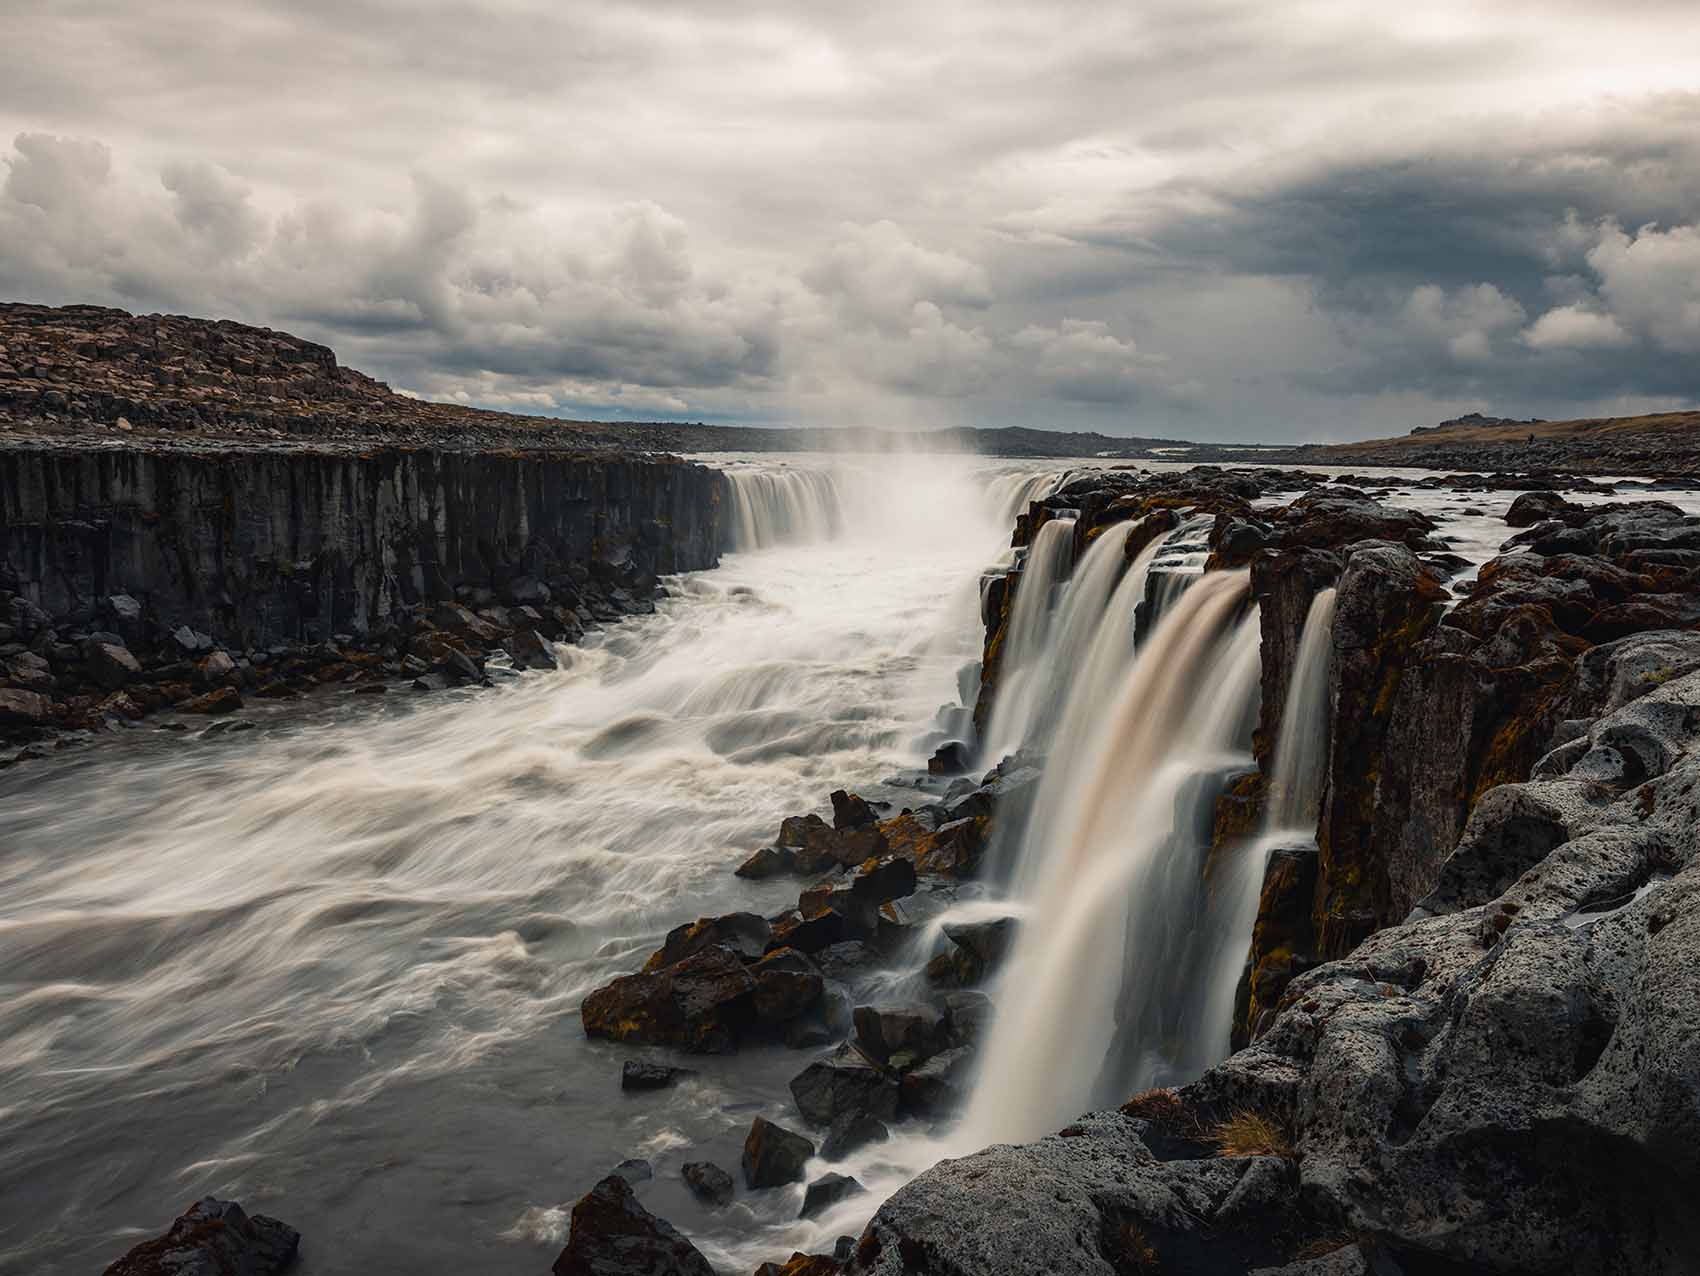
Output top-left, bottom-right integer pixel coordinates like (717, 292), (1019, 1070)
(4, 454), (1698, 1273)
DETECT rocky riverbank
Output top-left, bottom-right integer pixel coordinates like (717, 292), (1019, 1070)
(499, 463), (1700, 1276)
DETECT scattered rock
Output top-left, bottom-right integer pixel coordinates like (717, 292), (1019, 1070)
(100, 1197), (299, 1276)
(742, 1116), (816, 1189)
(551, 1173), (715, 1276)
(800, 1173), (866, 1220)
(179, 686), (243, 715)
(681, 1160), (735, 1208)
(621, 1061), (691, 1092)
(790, 1058), (900, 1127)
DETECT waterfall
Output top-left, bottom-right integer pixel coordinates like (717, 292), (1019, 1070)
(963, 570), (1259, 1143)
(1192, 585), (1339, 1071)
(985, 469), (1067, 528)
(1265, 587), (1339, 833)
(987, 518), (1077, 728)
(723, 467), (843, 550)
(980, 521), (1136, 763)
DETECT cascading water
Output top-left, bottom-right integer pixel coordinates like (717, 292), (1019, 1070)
(1265, 587), (1340, 833)
(1191, 585), (1340, 1070)
(723, 466), (843, 549)
(980, 521), (1136, 763)
(963, 570), (1259, 1144)
(992, 517), (1077, 691)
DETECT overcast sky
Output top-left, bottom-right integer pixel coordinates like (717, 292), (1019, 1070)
(2, 1), (1698, 440)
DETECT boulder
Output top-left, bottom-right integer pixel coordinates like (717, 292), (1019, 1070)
(0, 687), (51, 726)
(681, 1160), (734, 1208)
(751, 948), (826, 1024)
(621, 1061), (691, 1092)
(611, 1158), (653, 1185)
(820, 1112), (889, 1161)
(644, 913), (772, 971)
(790, 1058), (900, 1127)
(508, 627), (559, 671)
(939, 918), (1016, 984)
(736, 846), (799, 879)
(101, 1197), (299, 1276)
(756, 1255), (844, 1276)
(800, 1173), (866, 1220)
(180, 687), (243, 715)
(430, 602), (505, 645)
(927, 741), (972, 775)
(847, 857), (917, 906)
(551, 1173), (714, 1276)
(742, 1117), (816, 1189)
(581, 946), (755, 1053)
(852, 1003), (948, 1068)
(85, 640), (141, 690)
(898, 1045), (974, 1117)
(194, 649), (238, 687)
(831, 789), (878, 829)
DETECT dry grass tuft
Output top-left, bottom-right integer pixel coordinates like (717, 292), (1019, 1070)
(1120, 1086), (1184, 1123)
(1210, 1108), (1296, 1159)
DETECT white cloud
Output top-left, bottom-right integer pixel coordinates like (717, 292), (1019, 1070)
(1522, 304), (1633, 350)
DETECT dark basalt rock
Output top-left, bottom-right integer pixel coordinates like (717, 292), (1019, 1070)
(101, 1197), (299, 1276)
(507, 626), (558, 670)
(681, 1160), (735, 1208)
(742, 1117), (816, 1189)
(831, 789), (878, 829)
(756, 1254), (845, 1276)
(737, 845), (799, 879)
(551, 1173), (715, 1276)
(621, 1060), (691, 1092)
(820, 1112), (890, 1160)
(611, 1158), (653, 1184)
(581, 945), (755, 1054)
(644, 913), (772, 972)
(852, 1003), (948, 1068)
(790, 1057), (901, 1127)
(751, 947), (826, 1023)
(800, 1172), (866, 1219)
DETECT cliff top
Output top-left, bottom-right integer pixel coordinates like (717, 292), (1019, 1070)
(0, 301), (732, 454)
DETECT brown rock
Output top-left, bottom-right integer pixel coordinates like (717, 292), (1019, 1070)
(180, 686), (243, 715)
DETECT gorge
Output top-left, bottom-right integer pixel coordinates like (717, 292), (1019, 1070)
(5, 311), (1700, 1276)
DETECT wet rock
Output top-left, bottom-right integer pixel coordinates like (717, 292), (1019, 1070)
(194, 649), (237, 687)
(736, 846), (799, 879)
(611, 1158), (653, 1184)
(507, 627), (559, 671)
(790, 1057), (900, 1127)
(779, 813), (836, 852)
(621, 1061), (691, 1092)
(180, 686), (243, 715)
(800, 1173), (866, 1219)
(820, 1112), (890, 1160)
(927, 741), (972, 775)
(101, 1196), (299, 1276)
(767, 907), (857, 955)
(843, 1110), (1290, 1276)
(3, 649), (53, 691)
(847, 856), (917, 906)
(681, 1160), (735, 1208)
(755, 1255), (844, 1276)
(943, 990), (994, 1045)
(751, 948), (826, 1023)
(940, 917), (1016, 984)
(814, 941), (875, 980)
(551, 1173), (715, 1276)
(581, 946), (755, 1054)
(898, 1045), (974, 1116)
(1235, 845), (1320, 1048)
(1505, 490), (1582, 528)
(852, 1003), (947, 1068)
(742, 1116), (816, 1189)
(644, 912), (772, 971)
(85, 640), (141, 690)
(0, 687), (51, 726)
(831, 789), (878, 829)
(170, 625), (212, 654)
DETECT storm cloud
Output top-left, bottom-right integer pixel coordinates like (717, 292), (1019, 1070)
(1, 0), (1696, 438)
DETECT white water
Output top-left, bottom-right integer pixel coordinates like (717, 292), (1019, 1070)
(15, 459), (1699, 1273)
(963, 570), (1258, 1144)
(0, 452), (1044, 1276)
(988, 518), (1077, 726)
(723, 464), (843, 549)
(980, 521), (1136, 764)
(1265, 587), (1340, 834)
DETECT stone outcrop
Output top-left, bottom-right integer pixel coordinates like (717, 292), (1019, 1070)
(551, 1173), (715, 1276)
(102, 1197), (299, 1276)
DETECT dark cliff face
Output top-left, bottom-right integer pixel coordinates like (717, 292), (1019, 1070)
(0, 446), (728, 647)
